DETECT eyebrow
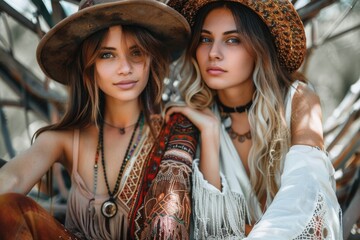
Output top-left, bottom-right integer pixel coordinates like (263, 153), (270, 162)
(201, 29), (238, 35)
(129, 45), (139, 50)
(100, 47), (115, 50)
(99, 44), (138, 51)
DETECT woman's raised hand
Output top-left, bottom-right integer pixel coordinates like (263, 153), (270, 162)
(165, 106), (220, 133)
(166, 105), (222, 189)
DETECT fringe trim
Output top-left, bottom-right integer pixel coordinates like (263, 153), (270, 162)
(192, 166), (247, 239)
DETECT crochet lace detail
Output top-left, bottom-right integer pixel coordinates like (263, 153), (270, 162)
(293, 193), (330, 240)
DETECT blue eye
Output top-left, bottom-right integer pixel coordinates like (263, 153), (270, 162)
(227, 38), (240, 44)
(199, 36), (212, 43)
(100, 52), (114, 59)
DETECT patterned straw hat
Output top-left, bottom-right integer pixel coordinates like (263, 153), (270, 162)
(37, 0), (190, 84)
(167, 0), (306, 72)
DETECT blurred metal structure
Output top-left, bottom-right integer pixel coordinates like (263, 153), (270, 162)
(0, 0), (359, 238)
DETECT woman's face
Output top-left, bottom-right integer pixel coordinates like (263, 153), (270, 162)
(95, 26), (150, 104)
(195, 7), (255, 92)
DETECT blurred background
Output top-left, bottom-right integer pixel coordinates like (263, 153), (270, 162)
(0, 0), (359, 239)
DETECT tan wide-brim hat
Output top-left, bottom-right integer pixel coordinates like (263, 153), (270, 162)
(36, 0), (190, 85)
(168, 0), (306, 73)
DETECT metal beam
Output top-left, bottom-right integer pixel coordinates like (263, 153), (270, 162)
(0, 48), (66, 121)
(298, 0), (338, 23)
(0, 0), (45, 35)
(0, 48), (66, 103)
(0, 108), (15, 158)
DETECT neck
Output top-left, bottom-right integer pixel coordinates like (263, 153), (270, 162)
(217, 97), (252, 114)
(217, 82), (255, 107)
(104, 99), (141, 127)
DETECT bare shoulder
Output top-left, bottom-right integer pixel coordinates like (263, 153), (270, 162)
(291, 82), (324, 148)
(34, 129), (73, 148)
(33, 129), (75, 165)
(292, 82), (321, 109)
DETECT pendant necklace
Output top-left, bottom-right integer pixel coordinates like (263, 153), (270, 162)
(93, 112), (142, 219)
(102, 119), (139, 135)
(218, 97), (253, 143)
(226, 127), (252, 143)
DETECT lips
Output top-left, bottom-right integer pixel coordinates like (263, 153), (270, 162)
(206, 66), (226, 75)
(113, 80), (138, 90)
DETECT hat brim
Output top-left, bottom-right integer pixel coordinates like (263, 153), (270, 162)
(37, 0), (190, 84)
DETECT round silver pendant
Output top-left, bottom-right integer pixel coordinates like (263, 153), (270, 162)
(101, 199), (117, 218)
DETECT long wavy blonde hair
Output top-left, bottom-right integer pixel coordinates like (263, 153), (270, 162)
(178, 1), (306, 216)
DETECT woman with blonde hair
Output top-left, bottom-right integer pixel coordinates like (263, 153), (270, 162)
(0, 0), (198, 239)
(166, 0), (342, 239)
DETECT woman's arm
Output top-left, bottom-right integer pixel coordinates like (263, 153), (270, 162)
(0, 130), (67, 195)
(166, 106), (222, 189)
(137, 113), (198, 239)
(291, 83), (324, 148)
(166, 109), (247, 239)
(245, 145), (342, 240)
(245, 83), (342, 239)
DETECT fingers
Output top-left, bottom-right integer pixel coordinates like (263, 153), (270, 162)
(165, 106), (188, 122)
(166, 106), (201, 124)
(165, 106), (220, 133)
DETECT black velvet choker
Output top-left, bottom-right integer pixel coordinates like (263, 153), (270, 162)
(217, 97), (252, 113)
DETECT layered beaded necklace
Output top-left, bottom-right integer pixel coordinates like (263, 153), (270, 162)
(92, 112), (143, 219)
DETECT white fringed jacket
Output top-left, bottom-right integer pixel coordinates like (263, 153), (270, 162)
(191, 81), (343, 240)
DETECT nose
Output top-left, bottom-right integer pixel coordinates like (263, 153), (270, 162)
(117, 56), (132, 75)
(208, 41), (223, 60)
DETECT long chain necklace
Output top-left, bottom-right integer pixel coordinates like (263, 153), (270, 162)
(93, 112), (143, 219)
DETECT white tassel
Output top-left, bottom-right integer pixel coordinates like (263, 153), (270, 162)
(192, 163), (247, 239)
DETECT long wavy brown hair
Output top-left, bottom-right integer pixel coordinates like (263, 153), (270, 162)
(33, 25), (170, 196)
(35, 25), (169, 138)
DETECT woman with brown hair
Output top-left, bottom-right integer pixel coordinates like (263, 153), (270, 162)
(0, 0), (197, 239)
(166, 0), (343, 239)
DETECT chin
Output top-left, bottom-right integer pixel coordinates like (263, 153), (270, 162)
(114, 92), (142, 102)
(205, 82), (227, 91)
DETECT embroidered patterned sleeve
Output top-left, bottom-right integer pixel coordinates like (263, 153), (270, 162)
(139, 113), (199, 240)
(244, 145), (343, 240)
